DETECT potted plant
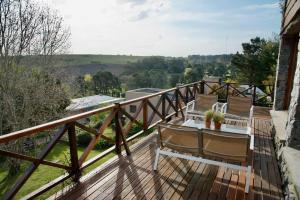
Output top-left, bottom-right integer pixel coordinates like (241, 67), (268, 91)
(204, 110), (214, 128)
(213, 112), (224, 130)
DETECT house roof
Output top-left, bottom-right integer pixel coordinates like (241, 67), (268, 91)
(66, 95), (124, 111)
(127, 88), (163, 94)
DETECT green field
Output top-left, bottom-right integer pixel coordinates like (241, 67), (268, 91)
(57, 54), (146, 65)
(21, 54), (147, 77)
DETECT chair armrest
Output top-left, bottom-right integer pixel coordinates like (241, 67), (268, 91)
(221, 103), (228, 113)
(186, 100), (195, 111)
(212, 102), (218, 111)
(248, 106), (254, 127)
(250, 134), (254, 150)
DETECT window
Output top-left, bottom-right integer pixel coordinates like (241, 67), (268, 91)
(130, 105), (137, 113)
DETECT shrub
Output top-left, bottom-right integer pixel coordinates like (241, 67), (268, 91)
(77, 132), (92, 147)
(127, 123), (143, 137)
(95, 140), (113, 150)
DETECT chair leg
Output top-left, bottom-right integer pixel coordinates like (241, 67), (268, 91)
(245, 166), (251, 193)
(153, 148), (160, 171)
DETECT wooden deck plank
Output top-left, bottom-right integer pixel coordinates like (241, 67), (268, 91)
(180, 163), (206, 199)
(130, 156), (176, 199)
(258, 119), (273, 200)
(54, 137), (154, 200)
(158, 160), (195, 199)
(217, 168), (232, 200)
(86, 147), (153, 199)
(197, 165), (219, 200)
(170, 161), (200, 200)
(99, 151), (154, 200)
(129, 156), (174, 200)
(141, 157), (182, 199)
(188, 164), (211, 199)
(49, 114), (284, 200)
(253, 119), (263, 200)
(122, 156), (172, 199)
(207, 167), (226, 200)
(226, 171), (239, 200)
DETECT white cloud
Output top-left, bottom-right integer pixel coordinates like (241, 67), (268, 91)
(41, 0), (280, 56)
(244, 3), (279, 10)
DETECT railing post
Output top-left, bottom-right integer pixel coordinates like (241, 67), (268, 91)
(114, 106), (121, 154)
(143, 99), (148, 131)
(252, 85), (257, 106)
(67, 122), (81, 182)
(225, 83), (230, 102)
(185, 86), (189, 104)
(175, 88), (179, 117)
(200, 81), (205, 94)
(162, 94), (166, 120)
(192, 83), (197, 98)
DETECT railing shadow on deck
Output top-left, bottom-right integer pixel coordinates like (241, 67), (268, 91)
(0, 80), (274, 200)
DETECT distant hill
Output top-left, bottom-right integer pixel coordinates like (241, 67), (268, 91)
(58, 54), (147, 76)
(55, 54), (147, 65)
(20, 54), (147, 77)
(187, 54), (233, 64)
(20, 54), (233, 78)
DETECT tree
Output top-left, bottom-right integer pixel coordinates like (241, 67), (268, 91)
(166, 58), (186, 73)
(92, 71), (121, 94)
(0, 0), (71, 175)
(183, 64), (205, 83)
(0, 0), (70, 66)
(231, 37), (279, 84)
(206, 62), (227, 78)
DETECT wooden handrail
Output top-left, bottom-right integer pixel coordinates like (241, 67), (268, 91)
(0, 104), (115, 144)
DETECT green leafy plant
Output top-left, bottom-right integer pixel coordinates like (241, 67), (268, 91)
(212, 112), (225, 124)
(204, 110), (214, 122)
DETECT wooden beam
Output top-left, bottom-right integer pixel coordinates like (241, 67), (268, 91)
(3, 125), (68, 200)
(148, 97), (162, 125)
(143, 99), (148, 131)
(0, 150), (70, 170)
(78, 109), (117, 166)
(162, 94), (166, 120)
(119, 108), (143, 127)
(74, 122), (114, 143)
(0, 105), (115, 144)
(67, 122), (81, 181)
(116, 113), (131, 156)
(147, 100), (164, 120)
(122, 102), (144, 138)
(165, 94), (177, 112)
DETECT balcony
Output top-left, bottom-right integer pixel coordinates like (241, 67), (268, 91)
(0, 81), (282, 200)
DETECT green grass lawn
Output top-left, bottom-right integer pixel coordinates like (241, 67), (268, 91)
(0, 141), (116, 199)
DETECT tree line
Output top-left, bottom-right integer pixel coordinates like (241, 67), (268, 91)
(74, 35), (278, 97)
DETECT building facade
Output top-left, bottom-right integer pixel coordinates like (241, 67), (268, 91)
(272, 1), (300, 199)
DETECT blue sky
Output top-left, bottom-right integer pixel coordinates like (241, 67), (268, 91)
(46, 0), (281, 56)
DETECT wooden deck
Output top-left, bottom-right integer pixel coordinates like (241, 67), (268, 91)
(50, 113), (284, 200)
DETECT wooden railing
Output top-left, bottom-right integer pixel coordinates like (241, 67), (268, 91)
(0, 81), (274, 200)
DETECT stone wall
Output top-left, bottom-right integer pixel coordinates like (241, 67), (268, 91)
(272, 33), (300, 200)
(274, 38), (292, 110)
(286, 35), (300, 148)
